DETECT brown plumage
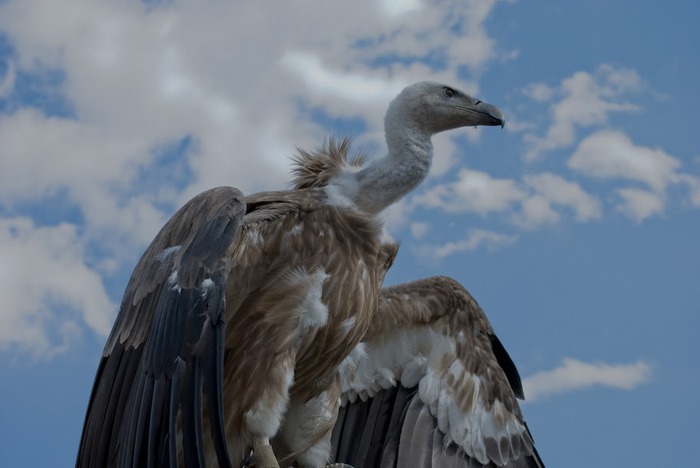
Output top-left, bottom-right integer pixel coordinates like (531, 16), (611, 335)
(76, 81), (540, 468)
(291, 138), (368, 190)
(333, 277), (544, 467)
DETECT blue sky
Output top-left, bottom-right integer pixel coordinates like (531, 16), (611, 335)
(0, 1), (698, 467)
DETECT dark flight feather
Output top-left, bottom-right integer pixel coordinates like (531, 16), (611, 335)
(76, 186), (245, 468)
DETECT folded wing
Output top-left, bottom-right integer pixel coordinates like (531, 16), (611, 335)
(77, 186), (246, 468)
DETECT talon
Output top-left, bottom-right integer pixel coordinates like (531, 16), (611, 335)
(246, 444), (280, 468)
(240, 450), (254, 468)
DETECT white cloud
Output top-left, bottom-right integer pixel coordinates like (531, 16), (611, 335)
(615, 188), (665, 222)
(0, 58), (14, 97)
(569, 130), (700, 220)
(379, 198), (413, 233)
(0, 217), (114, 359)
(0, 0), (509, 357)
(680, 174), (700, 207)
(416, 228), (517, 259)
(523, 65), (642, 160)
(414, 168), (525, 214)
(0, 0), (503, 213)
(569, 130), (681, 192)
(410, 222), (430, 239)
(281, 52), (407, 105)
(514, 194), (559, 227)
(413, 169), (600, 228)
(443, 0), (499, 71)
(342, 0), (501, 72)
(379, 0), (423, 17)
(522, 82), (553, 102)
(0, 110), (174, 252)
(518, 172), (602, 227)
(523, 357), (652, 402)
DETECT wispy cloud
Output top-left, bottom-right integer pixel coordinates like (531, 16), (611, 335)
(415, 228), (517, 260)
(0, 59), (14, 97)
(413, 168), (601, 229)
(378, 0), (423, 18)
(410, 221), (430, 239)
(517, 172), (602, 228)
(522, 64), (642, 161)
(414, 168), (525, 215)
(281, 52), (407, 105)
(614, 188), (666, 222)
(523, 357), (652, 402)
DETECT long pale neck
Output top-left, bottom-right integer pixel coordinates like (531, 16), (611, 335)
(354, 133), (433, 213)
(352, 126), (433, 214)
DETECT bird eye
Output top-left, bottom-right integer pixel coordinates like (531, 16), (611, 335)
(442, 87), (454, 98)
(474, 100), (482, 105)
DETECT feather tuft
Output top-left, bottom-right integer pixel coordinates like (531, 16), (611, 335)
(291, 137), (368, 189)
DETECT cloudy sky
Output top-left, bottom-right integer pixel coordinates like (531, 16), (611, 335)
(0, 1), (697, 466)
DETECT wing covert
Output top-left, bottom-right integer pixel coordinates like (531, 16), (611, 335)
(332, 276), (544, 468)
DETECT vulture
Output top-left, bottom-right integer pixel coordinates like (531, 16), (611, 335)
(77, 81), (544, 468)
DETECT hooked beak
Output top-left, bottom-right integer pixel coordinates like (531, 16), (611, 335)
(474, 101), (505, 128)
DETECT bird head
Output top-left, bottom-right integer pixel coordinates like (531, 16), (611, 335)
(387, 81), (505, 135)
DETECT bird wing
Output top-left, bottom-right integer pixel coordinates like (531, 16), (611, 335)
(331, 276), (544, 468)
(77, 186), (246, 468)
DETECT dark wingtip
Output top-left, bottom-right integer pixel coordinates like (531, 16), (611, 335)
(489, 333), (525, 399)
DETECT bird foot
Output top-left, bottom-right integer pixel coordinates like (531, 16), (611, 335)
(241, 446), (353, 468)
(243, 444), (280, 468)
